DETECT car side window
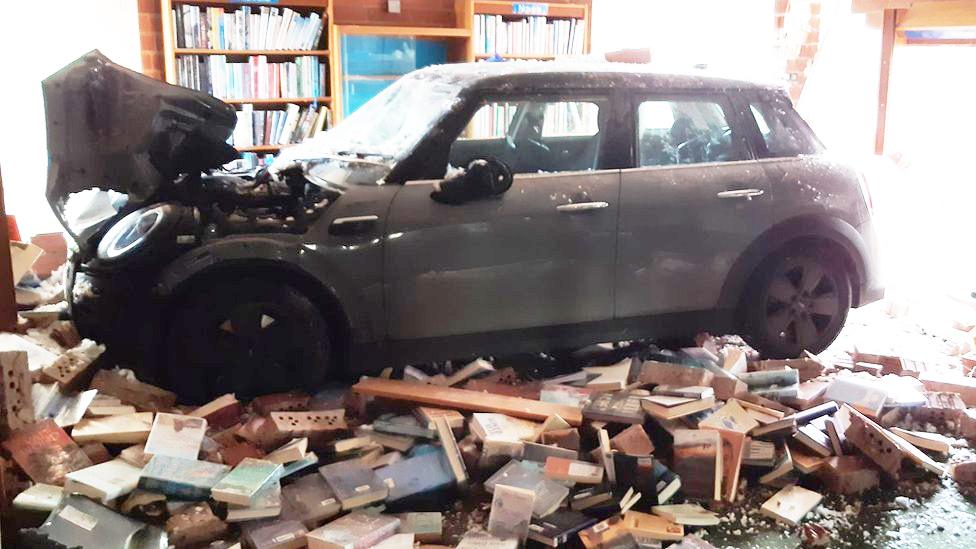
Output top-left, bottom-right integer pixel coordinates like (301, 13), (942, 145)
(448, 97), (606, 175)
(636, 98), (748, 167)
(748, 101), (823, 158)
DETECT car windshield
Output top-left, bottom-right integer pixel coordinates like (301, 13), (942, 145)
(273, 73), (464, 184)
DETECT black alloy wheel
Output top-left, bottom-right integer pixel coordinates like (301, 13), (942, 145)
(165, 278), (331, 404)
(743, 247), (851, 359)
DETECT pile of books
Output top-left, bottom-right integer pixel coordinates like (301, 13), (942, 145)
(176, 55), (326, 101)
(230, 103), (332, 149)
(172, 5), (324, 51)
(474, 14), (585, 57)
(4, 312), (976, 548)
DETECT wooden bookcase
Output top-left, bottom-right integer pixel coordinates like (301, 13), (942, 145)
(160, 0), (336, 157)
(160, 0), (591, 137)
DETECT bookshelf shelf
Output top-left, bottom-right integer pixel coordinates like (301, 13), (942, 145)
(338, 25), (471, 38)
(237, 144), (288, 153)
(171, 0), (328, 7)
(220, 96), (331, 105)
(473, 1), (588, 20)
(175, 49), (330, 56)
(474, 52), (556, 60)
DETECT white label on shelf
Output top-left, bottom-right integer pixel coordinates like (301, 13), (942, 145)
(513, 2), (549, 16)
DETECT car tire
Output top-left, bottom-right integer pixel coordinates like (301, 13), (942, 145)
(740, 244), (851, 359)
(164, 277), (331, 404)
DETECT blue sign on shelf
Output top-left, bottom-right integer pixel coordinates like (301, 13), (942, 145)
(512, 2), (549, 16)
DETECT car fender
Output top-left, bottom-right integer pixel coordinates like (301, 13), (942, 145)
(717, 214), (870, 310)
(152, 235), (376, 344)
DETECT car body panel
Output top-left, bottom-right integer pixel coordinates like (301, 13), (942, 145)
(616, 159), (772, 316)
(384, 170), (620, 339)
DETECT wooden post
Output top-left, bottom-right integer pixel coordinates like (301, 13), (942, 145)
(874, 8), (896, 155)
(0, 165), (17, 331)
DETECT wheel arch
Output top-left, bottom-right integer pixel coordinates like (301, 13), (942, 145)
(155, 251), (353, 371)
(718, 214), (868, 312)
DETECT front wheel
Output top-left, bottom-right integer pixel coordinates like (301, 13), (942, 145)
(740, 246), (851, 359)
(165, 277), (332, 404)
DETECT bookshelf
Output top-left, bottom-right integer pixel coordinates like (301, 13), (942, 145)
(160, 0), (592, 146)
(160, 0), (336, 168)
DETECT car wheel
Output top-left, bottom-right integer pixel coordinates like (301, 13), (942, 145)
(165, 277), (331, 404)
(741, 245), (851, 359)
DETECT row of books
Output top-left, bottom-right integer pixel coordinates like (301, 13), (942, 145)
(177, 55), (326, 101)
(172, 5), (324, 51)
(230, 104), (332, 149)
(466, 102), (599, 139)
(225, 152), (275, 172)
(474, 15), (585, 57)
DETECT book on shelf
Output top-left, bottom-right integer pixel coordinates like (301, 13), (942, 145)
(231, 103), (331, 149)
(474, 14), (584, 57)
(173, 5), (324, 51)
(176, 55), (326, 101)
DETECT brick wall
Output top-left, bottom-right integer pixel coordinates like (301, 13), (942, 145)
(137, 0), (165, 80)
(776, 0), (823, 103)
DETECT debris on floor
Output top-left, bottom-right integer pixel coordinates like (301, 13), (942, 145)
(4, 299), (976, 548)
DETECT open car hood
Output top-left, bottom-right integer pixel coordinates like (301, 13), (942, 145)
(43, 50), (239, 248)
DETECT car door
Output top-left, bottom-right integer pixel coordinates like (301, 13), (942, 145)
(616, 92), (774, 318)
(384, 93), (620, 342)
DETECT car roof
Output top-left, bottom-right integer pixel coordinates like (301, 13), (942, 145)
(409, 61), (785, 95)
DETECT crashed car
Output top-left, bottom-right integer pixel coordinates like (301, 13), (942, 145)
(45, 51), (882, 403)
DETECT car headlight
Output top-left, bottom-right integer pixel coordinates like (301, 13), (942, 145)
(96, 203), (197, 263)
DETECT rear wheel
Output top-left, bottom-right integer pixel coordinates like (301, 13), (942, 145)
(740, 245), (851, 359)
(165, 277), (331, 404)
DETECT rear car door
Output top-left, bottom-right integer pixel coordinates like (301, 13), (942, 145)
(616, 92), (774, 317)
(384, 93), (620, 344)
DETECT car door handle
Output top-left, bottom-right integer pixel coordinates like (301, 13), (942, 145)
(556, 201), (610, 212)
(329, 215), (379, 235)
(716, 188), (765, 199)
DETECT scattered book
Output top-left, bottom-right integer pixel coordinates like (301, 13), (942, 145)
(2, 419), (92, 485)
(266, 437), (309, 464)
(318, 459), (387, 510)
(698, 400), (759, 434)
(794, 423), (833, 458)
(890, 427), (951, 454)
(569, 484), (613, 510)
(671, 429), (722, 501)
(212, 457), (282, 506)
(470, 413), (538, 442)
(306, 512), (400, 549)
(824, 375), (887, 417)
(242, 519), (308, 549)
(64, 458), (141, 504)
(528, 509), (598, 547)
(415, 407), (465, 430)
(226, 479), (282, 522)
(641, 393), (715, 421)
(742, 439), (777, 467)
(543, 456), (604, 484)
(72, 412), (154, 445)
(484, 460), (569, 518)
(12, 483), (64, 512)
(651, 503), (720, 526)
(373, 414), (436, 439)
(375, 449), (454, 504)
(435, 416), (469, 489)
(144, 412), (207, 460)
(584, 392), (646, 425)
(139, 455), (230, 500)
(281, 472), (340, 528)
(488, 484), (536, 543)
(583, 358), (633, 391)
(455, 532), (519, 549)
(522, 441), (576, 463)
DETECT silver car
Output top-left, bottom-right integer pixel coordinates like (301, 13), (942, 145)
(46, 52), (882, 402)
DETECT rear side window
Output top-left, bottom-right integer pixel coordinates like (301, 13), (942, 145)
(748, 101), (823, 158)
(636, 98), (749, 167)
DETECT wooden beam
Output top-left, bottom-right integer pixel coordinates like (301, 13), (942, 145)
(0, 165), (16, 332)
(352, 377), (583, 425)
(875, 8), (897, 154)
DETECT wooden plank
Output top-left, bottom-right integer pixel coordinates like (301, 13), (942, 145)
(898, 0), (976, 29)
(0, 165), (16, 332)
(875, 8), (896, 154)
(161, 0), (177, 84)
(353, 377), (583, 425)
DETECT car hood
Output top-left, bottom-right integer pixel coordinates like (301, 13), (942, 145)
(43, 50), (239, 247)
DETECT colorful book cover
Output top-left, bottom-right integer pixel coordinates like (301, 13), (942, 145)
(211, 457), (282, 506)
(138, 455), (229, 500)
